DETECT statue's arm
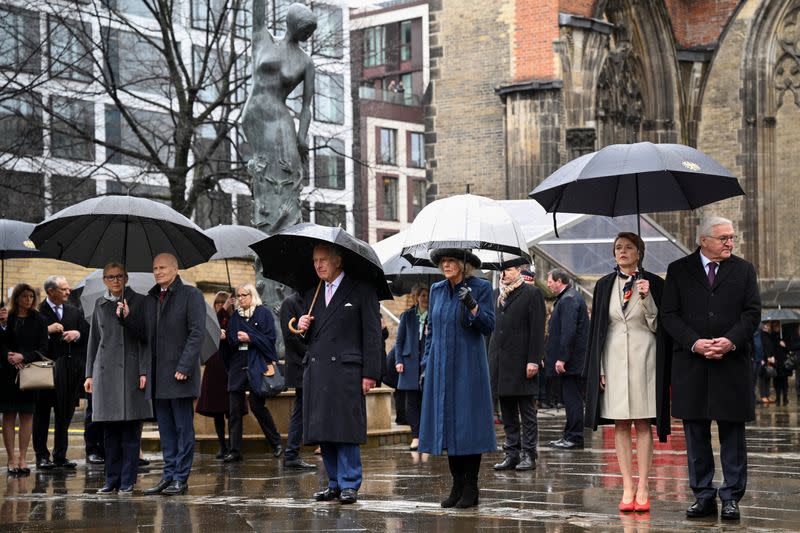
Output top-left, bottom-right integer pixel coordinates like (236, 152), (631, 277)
(297, 60), (315, 159)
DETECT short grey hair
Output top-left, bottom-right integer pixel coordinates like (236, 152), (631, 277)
(696, 216), (733, 245)
(43, 275), (66, 293)
(547, 268), (570, 285)
(313, 242), (342, 259)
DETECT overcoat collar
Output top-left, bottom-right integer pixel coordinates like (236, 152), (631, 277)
(311, 274), (356, 337)
(689, 248), (734, 290)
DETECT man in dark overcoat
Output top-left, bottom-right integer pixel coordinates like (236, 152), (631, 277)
(660, 216), (760, 520)
(296, 243), (382, 504)
(545, 268), (589, 449)
(34, 275), (89, 470)
(489, 264), (546, 471)
(279, 292), (316, 469)
(124, 252), (206, 496)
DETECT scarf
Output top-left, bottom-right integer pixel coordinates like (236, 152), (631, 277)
(416, 307), (428, 340)
(237, 305), (255, 319)
(615, 266), (639, 312)
(103, 290), (121, 302)
(497, 276), (524, 308)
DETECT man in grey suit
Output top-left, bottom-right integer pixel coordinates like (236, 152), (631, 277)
(122, 252), (205, 496)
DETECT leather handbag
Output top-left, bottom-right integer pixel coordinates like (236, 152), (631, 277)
(17, 357), (55, 391)
(249, 360), (285, 398)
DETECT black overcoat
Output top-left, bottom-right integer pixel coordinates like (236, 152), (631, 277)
(279, 293), (306, 389)
(39, 301), (89, 363)
(488, 283), (546, 397)
(583, 271), (671, 441)
(299, 274), (382, 445)
(545, 285), (590, 377)
(660, 250), (761, 422)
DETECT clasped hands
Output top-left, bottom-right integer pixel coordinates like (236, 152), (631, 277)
(694, 337), (734, 359)
(48, 321), (80, 342)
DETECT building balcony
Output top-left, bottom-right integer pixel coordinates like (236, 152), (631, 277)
(358, 85), (421, 107)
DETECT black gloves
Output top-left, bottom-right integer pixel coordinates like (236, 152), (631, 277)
(457, 286), (477, 311)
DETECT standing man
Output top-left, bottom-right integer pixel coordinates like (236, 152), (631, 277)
(296, 243), (382, 504)
(545, 269), (589, 450)
(279, 292), (316, 470)
(34, 276), (89, 470)
(123, 253), (205, 496)
(660, 216), (760, 520)
(489, 264), (546, 471)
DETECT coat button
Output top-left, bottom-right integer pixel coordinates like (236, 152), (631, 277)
(331, 356), (336, 361)
(311, 357), (316, 362)
(708, 312), (714, 317)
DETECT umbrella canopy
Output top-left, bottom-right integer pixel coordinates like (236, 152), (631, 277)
(529, 143), (744, 234)
(400, 194), (532, 268)
(761, 307), (800, 323)
(206, 224), (267, 260)
(78, 269), (221, 363)
(250, 222), (392, 300)
(0, 219), (44, 305)
(30, 196), (216, 272)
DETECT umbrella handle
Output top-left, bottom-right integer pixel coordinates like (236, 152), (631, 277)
(287, 279), (323, 334)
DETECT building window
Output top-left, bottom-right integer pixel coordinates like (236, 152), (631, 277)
(49, 18), (92, 82)
(50, 97), (95, 161)
(50, 175), (97, 213)
(378, 175), (398, 221)
(363, 26), (385, 67)
(313, 4), (342, 58)
(314, 72), (344, 124)
(378, 128), (396, 165)
(195, 189), (233, 228)
(400, 20), (412, 61)
(408, 131), (424, 168)
(104, 0), (154, 19)
(408, 177), (427, 220)
(376, 229), (398, 241)
(0, 8), (40, 73)
(194, 123), (232, 179)
(400, 72), (413, 104)
(0, 171), (44, 222)
(301, 200), (310, 222)
(104, 28), (172, 96)
(105, 105), (174, 166)
(193, 45), (229, 102)
(106, 180), (171, 205)
(0, 92), (43, 156)
(314, 137), (345, 190)
(315, 202), (346, 228)
(191, 0), (227, 30)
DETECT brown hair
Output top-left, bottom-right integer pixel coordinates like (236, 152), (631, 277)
(613, 232), (645, 262)
(8, 283), (37, 316)
(214, 291), (231, 305)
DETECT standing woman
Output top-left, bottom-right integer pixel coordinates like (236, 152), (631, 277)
(223, 283), (283, 462)
(0, 284), (48, 476)
(394, 284), (429, 451)
(84, 263), (152, 493)
(584, 233), (670, 512)
(419, 250), (495, 509)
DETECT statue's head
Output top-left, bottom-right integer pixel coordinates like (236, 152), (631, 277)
(286, 3), (317, 42)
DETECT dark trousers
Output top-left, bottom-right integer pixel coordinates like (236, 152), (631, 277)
(499, 395), (538, 459)
(154, 398), (195, 483)
(84, 394), (104, 458)
(774, 376), (789, 404)
(229, 391), (281, 454)
(284, 388), (304, 461)
(320, 443), (362, 490)
(683, 419), (747, 502)
(758, 371), (772, 398)
(394, 390), (407, 425)
(405, 390), (422, 438)
(103, 420), (140, 488)
(560, 375), (584, 444)
(33, 357), (83, 462)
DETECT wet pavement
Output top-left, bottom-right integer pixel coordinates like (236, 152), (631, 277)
(2, 402), (800, 532)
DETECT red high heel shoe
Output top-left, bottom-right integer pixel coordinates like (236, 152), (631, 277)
(634, 497), (650, 512)
(618, 498), (636, 512)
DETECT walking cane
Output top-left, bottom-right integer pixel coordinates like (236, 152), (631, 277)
(287, 279), (323, 334)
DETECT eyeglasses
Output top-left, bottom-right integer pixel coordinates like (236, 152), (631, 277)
(104, 274), (125, 281)
(236, 293), (251, 298)
(706, 235), (735, 244)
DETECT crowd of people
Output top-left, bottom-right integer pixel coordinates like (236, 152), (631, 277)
(2, 215), (797, 521)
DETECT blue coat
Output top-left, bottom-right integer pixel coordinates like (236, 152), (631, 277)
(225, 305), (278, 393)
(545, 285), (589, 377)
(418, 276), (496, 456)
(394, 306), (426, 391)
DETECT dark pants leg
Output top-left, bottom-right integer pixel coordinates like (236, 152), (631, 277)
(717, 420), (747, 502)
(84, 394), (104, 458)
(228, 391), (246, 455)
(394, 389), (407, 425)
(758, 373), (771, 398)
(52, 356), (83, 462)
(33, 390), (56, 461)
(154, 399), (177, 482)
(683, 419), (716, 500)
(212, 414), (227, 453)
(405, 390), (422, 438)
(561, 376), (584, 444)
(119, 421), (141, 487)
(320, 443), (361, 491)
(518, 395), (539, 459)
(284, 388), (304, 462)
(155, 398), (195, 482)
(774, 377), (788, 403)
(104, 423), (123, 488)
(247, 393), (281, 450)
(498, 396), (521, 458)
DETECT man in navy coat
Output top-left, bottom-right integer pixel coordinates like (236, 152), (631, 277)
(296, 243), (382, 504)
(661, 216), (760, 520)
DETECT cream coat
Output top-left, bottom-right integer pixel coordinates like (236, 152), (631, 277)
(599, 277), (658, 420)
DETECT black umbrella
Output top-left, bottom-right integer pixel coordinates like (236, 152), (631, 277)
(205, 224), (268, 291)
(382, 254), (443, 296)
(529, 142), (744, 240)
(250, 222), (392, 301)
(0, 219), (44, 306)
(30, 196), (216, 272)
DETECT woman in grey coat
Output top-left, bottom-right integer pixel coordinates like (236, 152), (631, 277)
(84, 263), (152, 494)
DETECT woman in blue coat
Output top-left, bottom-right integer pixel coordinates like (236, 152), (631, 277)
(394, 285), (429, 450)
(419, 249), (495, 509)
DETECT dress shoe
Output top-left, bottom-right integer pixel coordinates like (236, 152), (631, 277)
(53, 460), (77, 469)
(339, 488), (358, 504)
(222, 452), (243, 463)
(17, 467), (30, 476)
(284, 458), (316, 469)
(548, 438), (565, 446)
(162, 480), (188, 496)
(36, 458), (54, 470)
(686, 498), (718, 518)
(7, 465), (20, 476)
(273, 444), (284, 458)
(215, 448), (229, 460)
(492, 454), (519, 471)
(87, 454), (105, 465)
(314, 487), (341, 501)
(118, 485), (134, 495)
(550, 439), (583, 450)
(720, 499), (740, 520)
(634, 497), (650, 512)
(143, 478), (173, 495)
(97, 485), (118, 494)
(137, 458), (151, 467)
(515, 453), (535, 471)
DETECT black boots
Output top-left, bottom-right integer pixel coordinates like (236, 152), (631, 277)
(442, 454), (481, 509)
(441, 456), (464, 508)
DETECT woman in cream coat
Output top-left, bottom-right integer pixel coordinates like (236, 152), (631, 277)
(584, 233), (670, 513)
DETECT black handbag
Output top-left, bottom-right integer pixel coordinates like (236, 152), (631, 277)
(249, 360), (286, 398)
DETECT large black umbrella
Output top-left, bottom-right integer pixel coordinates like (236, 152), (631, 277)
(529, 142), (744, 238)
(205, 224), (268, 290)
(0, 219), (44, 306)
(30, 196), (216, 271)
(250, 222), (392, 301)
